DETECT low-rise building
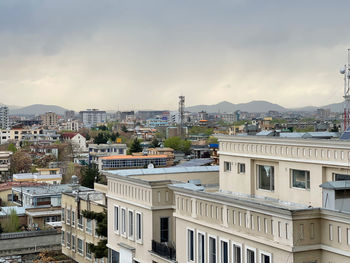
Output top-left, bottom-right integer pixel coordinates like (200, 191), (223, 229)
(147, 147), (175, 166)
(99, 155), (168, 171)
(89, 143), (127, 165)
(11, 184), (91, 209)
(41, 112), (59, 128)
(61, 185), (107, 263)
(0, 151), (12, 180)
(0, 182), (45, 206)
(13, 168), (62, 185)
(62, 132), (87, 152)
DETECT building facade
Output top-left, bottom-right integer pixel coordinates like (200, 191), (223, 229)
(41, 112), (58, 127)
(105, 135), (350, 263)
(61, 187), (107, 263)
(80, 109), (107, 128)
(0, 106), (9, 130)
(89, 143), (127, 165)
(99, 155), (168, 171)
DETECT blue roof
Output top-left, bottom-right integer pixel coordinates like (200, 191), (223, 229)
(105, 166), (219, 177)
(209, 143), (219, 148)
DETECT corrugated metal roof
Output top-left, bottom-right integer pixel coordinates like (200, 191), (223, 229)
(176, 158), (213, 167)
(279, 132), (305, 138)
(105, 166), (219, 177)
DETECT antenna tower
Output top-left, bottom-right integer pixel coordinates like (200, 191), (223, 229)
(178, 96), (185, 138)
(340, 49), (350, 132)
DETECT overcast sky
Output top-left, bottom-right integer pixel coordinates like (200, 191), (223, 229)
(1, 0), (350, 111)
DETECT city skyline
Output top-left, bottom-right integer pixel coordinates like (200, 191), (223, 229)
(1, 0), (350, 110)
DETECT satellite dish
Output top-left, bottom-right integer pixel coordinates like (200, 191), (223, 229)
(340, 68), (346, 74)
(147, 163), (154, 169)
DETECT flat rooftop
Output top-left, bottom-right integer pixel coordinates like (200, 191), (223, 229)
(105, 166), (219, 177)
(12, 184), (91, 196)
(101, 155), (167, 160)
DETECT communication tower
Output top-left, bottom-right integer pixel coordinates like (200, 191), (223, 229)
(178, 96), (185, 138)
(340, 49), (350, 131)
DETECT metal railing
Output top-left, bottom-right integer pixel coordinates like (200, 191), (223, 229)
(0, 229), (58, 240)
(151, 240), (176, 261)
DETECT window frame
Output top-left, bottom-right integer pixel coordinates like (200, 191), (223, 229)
(77, 238), (84, 255)
(208, 234), (217, 263)
(259, 250), (272, 263)
(160, 217), (170, 243)
(290, 169), (310, 190)
(136, 211), (143, 244)
(238, 163), (246, 174)
(232, 241), (242, 263)
(224, 161), (231, 172)
(86, 218), (92, 234)
(128, 209), (134, 240)
(114, 205), (119, 234)
(257, 165), (275, 191)
(121, 207), (127, 237)
(245, 246), (256, 263)
(187, 227), (195, 262)
(197, 230), (206, 263)
(219, 238), (229, 263)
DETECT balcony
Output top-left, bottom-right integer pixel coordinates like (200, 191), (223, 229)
(151, 240), (176, 261)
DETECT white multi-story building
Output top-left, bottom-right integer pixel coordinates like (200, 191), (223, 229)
(0, 106), (9, 130)
(105, 135), (350, 263)
(79, 109), (107, 128)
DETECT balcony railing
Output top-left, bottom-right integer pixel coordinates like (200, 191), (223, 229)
(151, 240), (176, 261)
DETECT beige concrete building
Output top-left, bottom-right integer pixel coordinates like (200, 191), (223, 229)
(41, 112), (58, 127)
(106, 135), (350, 263)
(61, 185), (107, 263)
(13, 168), (62, 184)
(105, 166), (219, 263)
(0, 151), (12, 179)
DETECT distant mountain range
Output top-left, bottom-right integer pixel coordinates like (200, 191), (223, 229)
(186, 100), (344, 113)
(0, 100), (344, 116)
(8, 104), (68, 115)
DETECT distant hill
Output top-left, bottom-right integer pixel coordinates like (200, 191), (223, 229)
(186, 100), (344, 113)
(186, 100), (286, 113)
(0, 102), (21, 110)
(9, 104), (68, 115)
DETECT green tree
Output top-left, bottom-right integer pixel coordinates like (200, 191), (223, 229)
(3, 209), (20, 233)
(207, 136), (218, 144)
(81, 165), (99, 189)
(93, 132), (108, 144)
(82, 210), (108, 258)
(7, 143), (17, 153)
(164, 137), (191, 154)
(121, 125), (128, 133)
(129, 138), (142, 154)
(150, 138), (160, 148)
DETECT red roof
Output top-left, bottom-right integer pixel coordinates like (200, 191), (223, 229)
(62, 132), (78, 139)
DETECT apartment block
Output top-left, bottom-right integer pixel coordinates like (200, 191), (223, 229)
(80, 109), (107, 128)
(41, 112), (58, 127)
(61, 187), (107, 263)
(0, 106), (9, 130)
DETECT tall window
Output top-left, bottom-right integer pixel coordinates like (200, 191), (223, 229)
(71, 211), (75, 227)
(78, 213), (83, 229)
(78, 238), (83, 255)
(232, 243), (242, 263)
(86, 242), (92, 259)
(187, 229), (194, 261)
(220, 240), (228, 263)
(209, 236), (217, 263)
(66, 232), (71, 248)
(257, 165), (274, 191)
(121, 208), (126, 236)
(136, 212), (142, 241)
(66, 209), (71, 224)
(224, 162), (231, 172)
(291, 169), (310, 189)
(334, 173), (350, 181)
(62, 208), (65, 222)
(160, 217), (169, 242)
(86, 218), (92, 234)
(129, 210), (134, 238)
(198, 232), (205, 263)
(61, 230), (65, 245)
(72, 235), (76, 251)
(114, 206), (119, 232)
(246, 248), (255, 263)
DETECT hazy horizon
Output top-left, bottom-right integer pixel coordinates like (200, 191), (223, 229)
(1, 0), (349, 111)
